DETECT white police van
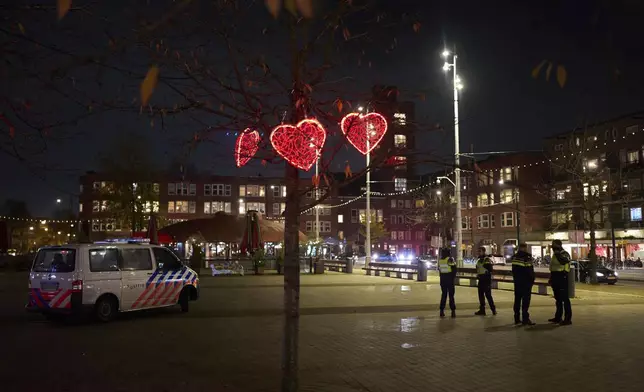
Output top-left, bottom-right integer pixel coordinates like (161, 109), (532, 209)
(26, 242), (199, 322)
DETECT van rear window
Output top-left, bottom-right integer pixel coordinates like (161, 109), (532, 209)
(32, 249), (76, 272)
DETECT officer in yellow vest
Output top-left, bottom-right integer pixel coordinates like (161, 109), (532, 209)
(438, 247), (457, 318)
(474, 247), (496, 316)
(549, 239), (572, 325)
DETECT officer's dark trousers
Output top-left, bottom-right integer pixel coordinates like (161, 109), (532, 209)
(439, 276), (456, 311)
(551, 274), (572, 321)
(513, 279), (532, 320)
(477, 275), (495, 311)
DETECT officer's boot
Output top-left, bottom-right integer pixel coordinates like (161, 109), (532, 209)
(440, 310), (445, 318)
(450, 310), (456, 318)
(474, 308), (486, 316)
(514, 314), (521, 325)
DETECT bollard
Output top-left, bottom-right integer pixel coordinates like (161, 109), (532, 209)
(345, 258), (353, 274)
(417, 260), (427, 282)
(568, 267), (575, 298)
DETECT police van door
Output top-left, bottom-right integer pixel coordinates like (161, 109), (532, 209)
(120, 247), (155, 311)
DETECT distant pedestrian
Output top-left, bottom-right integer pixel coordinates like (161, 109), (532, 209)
(549, 239), (572, 325)
(438, 248), (457, 318)
(511, 243), (535, 325)
(474, 247), (496, 316)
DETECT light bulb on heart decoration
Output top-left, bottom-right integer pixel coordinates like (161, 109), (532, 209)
(234, 128), (261, 167)
(340, 112), (388, 155)
(270, 118), (326, 171)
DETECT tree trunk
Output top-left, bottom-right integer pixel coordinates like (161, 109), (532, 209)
(589, 220), (598, 284)
(281, 164), (300, 392)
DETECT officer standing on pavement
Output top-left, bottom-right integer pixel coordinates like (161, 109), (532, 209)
(438, 247), (457, 318)
(474, 247), (496, 316)
(549, 239), (573, 325)
(511, 243), (536, 325)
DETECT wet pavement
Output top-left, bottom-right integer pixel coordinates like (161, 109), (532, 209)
(1, 272), (644, 391)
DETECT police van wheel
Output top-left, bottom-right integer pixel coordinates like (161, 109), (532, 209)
(179, 289), (190, 313)
(95, 296), (117, 322)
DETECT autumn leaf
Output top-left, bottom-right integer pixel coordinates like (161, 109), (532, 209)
(140, 66), (160, 106)
(545, 62), (553, 81)
(266, 0), (281, 18)
(296, 0), (313, 18)
(412, 22), (421, 33)
(57, 0), (72, 21)
(17, 23), (25, 35)
(557, 65), (567, 88)
(335, 99), (343, 113)
(531, 60), (546, 79)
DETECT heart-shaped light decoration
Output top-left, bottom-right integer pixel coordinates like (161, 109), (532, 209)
(234, 128), (260, 167)
(270, 119), (326, 171)
(340, 112), (388, 155)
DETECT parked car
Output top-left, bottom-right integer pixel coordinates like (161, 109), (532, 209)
(415, 255), (438, 270)
(572, 260), (618, 285)
(372, 252), (398, 263)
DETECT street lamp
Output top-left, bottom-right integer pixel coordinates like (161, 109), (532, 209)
(442, 48), (464, 266)
(56, 199), (61, 204)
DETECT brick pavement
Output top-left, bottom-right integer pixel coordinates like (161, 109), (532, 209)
(2, 272), (644, 391)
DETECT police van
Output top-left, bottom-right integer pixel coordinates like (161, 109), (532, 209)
(26, 242), (199, 322)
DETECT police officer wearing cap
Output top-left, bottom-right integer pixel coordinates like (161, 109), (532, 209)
(438, 247), (457, 318)
(511, 243), (536, 325)
(474, 247), (496, 316)
(549, 239), (572, 325)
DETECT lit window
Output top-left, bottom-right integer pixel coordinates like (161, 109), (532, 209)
(477, 214), (490, 229)
(631, 207), (642, 222)
(500, 189), (513, 203)
(394, 156), (407, 170)
(394, 134), (407, 148)
(338, 214), (344, 223)
(477, 193), (489, 207)
(501, 167), (512, 181)
(272, 203), (286, 216)
(627, 151), (640, 164)
(393, 112), (407, 126)
(501, 212), (514, 227)
(415, 199), (425, 208)
(394, 178), (407, 192)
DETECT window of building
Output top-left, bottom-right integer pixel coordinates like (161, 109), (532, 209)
(175, 183), (189, 196)
(338, 214), (344, 223)
(552, 210), (571, 225)
(630, 177), (642, 190)
(207, 184), (231, 196)
(415, 231), (424, 240)
(477, 193), (489, 207)
(397, 200), (404, 208)
(205, 201), (232, 214)
(555, 187), (570, 201)
(393, 112), (407, 126)
(501, 167), (512, 181)
(393, 156), (407, 170)
(143, 201), (159, 213)
(398, 231), (405, 240)
(398, 215), (405, 225)
(462, 216), (471, 230)
(305, 221), (313, 232)
(489, 193), (495, 205)
(390, 199), (396, 208)
(240, 185), (265, 197)
(631, 207), (642, 222)
(239, 201), (265, 215)
(321, 221), (331, 233)
(189, 184), (196, 196)
(500, 189), (513, 203)
(204, 184), (211, 196)
(272, 185), (287, 198)
(477, 214), (490, 229)
(390, 215), (397, 224)
(168, 183), (175, 195)
(167, 201), (190, 213)
(152, 183), (160, 194)
(377, 209), (383, 223)
(405, 231), (412, 241)
(394, 178), (407, 192)
(121, 248), (153, 271)
(404, 200), (412, 209)
(501, 212), (515, 227)
(627, 125), (638, 135)
(415, 199), (425, 208)
(272, 203), (286, 216)
(391, 231), (397, 240)
(92, 200), (108, 212)
(628, 150), (640, 164)
(394, 134), (407, 148)
(554, 144), (563, 151)
(351, 209), (358, 223)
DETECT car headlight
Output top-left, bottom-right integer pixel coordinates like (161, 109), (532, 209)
(614, 272), (618, 277)
(596, 272), (604, 277)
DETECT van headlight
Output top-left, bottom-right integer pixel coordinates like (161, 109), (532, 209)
(614, 272), (618, 277)
(596, 272), (604, 277)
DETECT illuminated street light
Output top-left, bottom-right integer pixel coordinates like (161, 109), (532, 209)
(44, 228), (48, 232)
(57, 231), (61, 235)
(499, 179), (504, 185)
(29, 226), (34, 231)
(436, 190), (442, 195)
(56, 199), (61, 204)
(442, 50), (450, 58)
(357, 106), (364, 112)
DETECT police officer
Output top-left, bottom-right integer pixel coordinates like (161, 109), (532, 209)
(438, 247), (457, 318)
(549, 239), (572, 325)
(511, 243), (536, 325)
(474, 247), (496, 316)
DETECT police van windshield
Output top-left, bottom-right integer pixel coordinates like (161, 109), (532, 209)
(32, 249), (76, 273)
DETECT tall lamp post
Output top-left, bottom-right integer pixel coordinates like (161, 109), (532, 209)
(442, 49), (464, 266)
(360, 106), (372, 267)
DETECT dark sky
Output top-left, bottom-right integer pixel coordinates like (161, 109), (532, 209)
(2, 0), (644, 216)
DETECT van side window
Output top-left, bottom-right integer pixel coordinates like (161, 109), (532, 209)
(89, 248), (120, 272)
(153, 247), (182, 270)
(120, 248), (153, 271)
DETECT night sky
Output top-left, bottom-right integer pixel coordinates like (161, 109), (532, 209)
(2, 0), (644, 216)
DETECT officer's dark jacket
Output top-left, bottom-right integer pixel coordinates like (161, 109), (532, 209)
(511, 251), (535, 282)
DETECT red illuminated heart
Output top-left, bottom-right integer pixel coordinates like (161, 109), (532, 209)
(234, 128), (260, 167)
(340, 112), (388, 155)
(270, 119), (326, 171)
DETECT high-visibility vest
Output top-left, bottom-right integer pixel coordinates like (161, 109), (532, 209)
(439, 257), (454, 274)
(511, 256), (533, 268)
(476, 257), (492, 275)
(550, 251), (571, 272)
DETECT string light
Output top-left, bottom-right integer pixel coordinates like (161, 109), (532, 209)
(270, 118), (327, 171)
(340, 112), (388, 155)
(234, 128), (260, 168)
